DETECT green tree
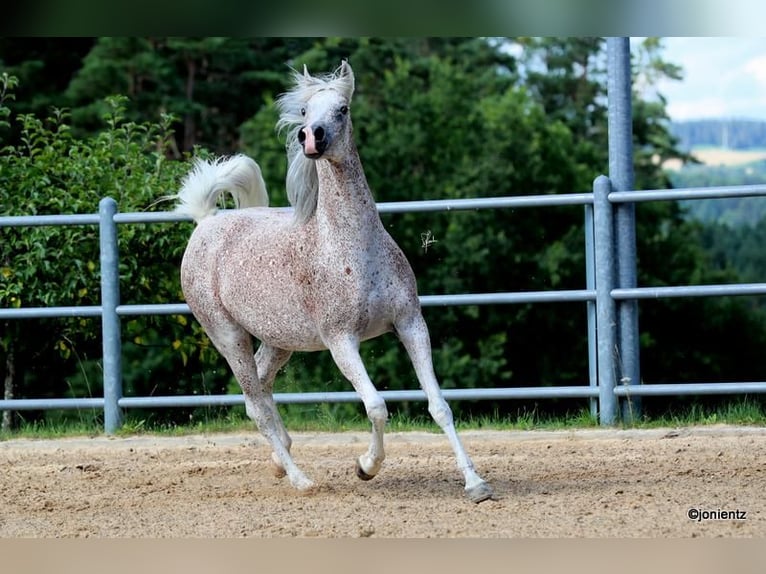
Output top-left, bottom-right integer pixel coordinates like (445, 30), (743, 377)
(0, 38), (94, 125)
(0, 77), (221, 429)
(64, 37), (316, 155)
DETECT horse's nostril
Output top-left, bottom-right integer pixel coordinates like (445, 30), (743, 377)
(298, 129), (306, 143)
(314, 126), (325, 142)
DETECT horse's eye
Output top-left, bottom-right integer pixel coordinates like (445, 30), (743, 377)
(300, 107), (306, 116)
(340, 105), (349, 115)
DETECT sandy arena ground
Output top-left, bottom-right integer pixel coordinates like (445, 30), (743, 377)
(1, 425), (764, 538)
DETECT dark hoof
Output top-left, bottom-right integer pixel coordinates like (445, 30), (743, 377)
(355, 459), (376, 481)
(270, 453), (287, 478)
(270, 461), (287, 479)
(466, 481), (494, 503)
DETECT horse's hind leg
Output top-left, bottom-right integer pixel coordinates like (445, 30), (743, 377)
(212, 326), (313, 491)
(327, 335), (388, 480)
(254, 343), (293, 478)
(395, 311), (493, 503)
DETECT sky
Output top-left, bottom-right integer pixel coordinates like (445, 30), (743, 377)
(649, 37), (766, 122)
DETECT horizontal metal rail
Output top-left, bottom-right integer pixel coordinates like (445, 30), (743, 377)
(0, 397), (105, 410)
(612, 283), (766, 300)
(7, 381), (765, 411)
(0, 305), (103, 319)
(0, 290), (599, 321)
(377, 193), (594, 213)
(0, 385), (599, 411)
(609, 184), (766, 203)
(11, 280), (766, 322)
(614, 382), (766, 396)
(0, 193), (595, 230)
(117, 303), (191, 316)
(419, 291), (595, 306)
(0, 213), (100, 227)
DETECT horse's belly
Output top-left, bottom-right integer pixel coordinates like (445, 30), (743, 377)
(249, 314), (326, 352)
(226, 294), (326, 352)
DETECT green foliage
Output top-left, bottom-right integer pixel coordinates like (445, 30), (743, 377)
(0, 77), (233, 426)
(669, 159), (766, 226)
(696, 218), (766, 314)
(64, 37), (317, 155)
(0, 72), (17, 131)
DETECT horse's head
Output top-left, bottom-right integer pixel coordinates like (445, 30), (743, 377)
(277, 60), (355, 163)
(276, 60), (357, 222)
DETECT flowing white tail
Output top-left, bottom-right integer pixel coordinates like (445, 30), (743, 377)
(174, 154), (269, 222)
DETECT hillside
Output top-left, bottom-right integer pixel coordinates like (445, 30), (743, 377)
(665, 120), (766, 226)
(671, 119), (766, 151)
(665, 146), (766, 227)
(663, 147), (766, 171)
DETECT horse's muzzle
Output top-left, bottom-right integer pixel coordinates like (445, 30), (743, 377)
(299, 124), (329, 158)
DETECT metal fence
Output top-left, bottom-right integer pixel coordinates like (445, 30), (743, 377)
(2, 37), (766, 432)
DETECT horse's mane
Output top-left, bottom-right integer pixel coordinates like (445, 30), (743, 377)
(275, 63), (354, 223)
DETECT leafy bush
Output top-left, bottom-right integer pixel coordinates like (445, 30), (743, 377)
(0, 75), (231, 427)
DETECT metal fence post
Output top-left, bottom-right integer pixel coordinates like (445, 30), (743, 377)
(99, 197), (123, 433)
(584, 204), (598, 418)
(607, 36), (641, 422)
(593, 176), (618, 425)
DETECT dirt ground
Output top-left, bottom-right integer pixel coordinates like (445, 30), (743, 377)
(1, 425), (764, 538)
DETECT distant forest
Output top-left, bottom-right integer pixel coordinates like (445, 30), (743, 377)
(671, 119), (766, 150)
(666, 120), (766, 297)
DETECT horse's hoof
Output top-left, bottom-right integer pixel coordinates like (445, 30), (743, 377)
(355, 459), (376, 481)
(270, 453), (287, 478)
(271, 461), (287, 479)
(466, 481), (494, 503)
(292, 476), (315, 491)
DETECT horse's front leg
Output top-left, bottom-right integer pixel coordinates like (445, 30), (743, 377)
(327, 335), (387, 480)
(395, 311), (494, 503)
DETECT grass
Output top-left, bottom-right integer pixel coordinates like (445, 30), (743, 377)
(659, 399), (766, 428)
(2, 397), (765, 441)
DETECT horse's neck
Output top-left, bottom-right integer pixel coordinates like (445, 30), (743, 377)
(315, 148), (382, 237)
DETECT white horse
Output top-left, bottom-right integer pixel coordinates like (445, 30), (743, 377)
(173, 60), (493, 503)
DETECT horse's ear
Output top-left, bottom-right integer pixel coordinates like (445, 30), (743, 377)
(303, 64), (310, 79)
(340, 59), (353, 80)
(339, 59), (355, 99)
